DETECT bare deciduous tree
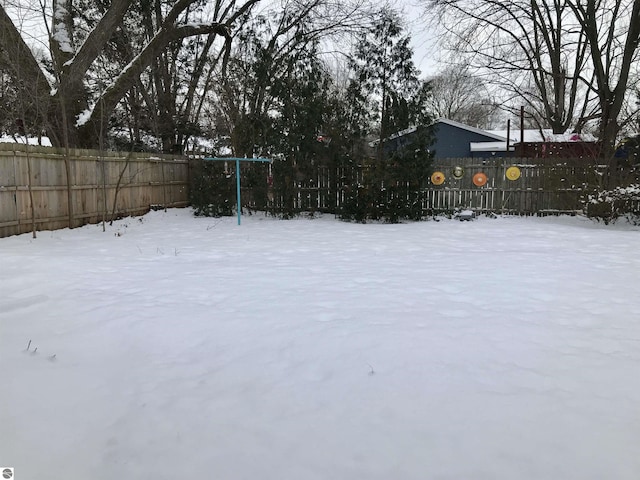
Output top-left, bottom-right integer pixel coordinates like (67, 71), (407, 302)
(427, 0), (640, 160)
(0, 0), (261, 149)
(425, 65), (500, 128)
(427, 0), (593, 135)
(208, 0), (375, 157)
(569, 0), (640, 158)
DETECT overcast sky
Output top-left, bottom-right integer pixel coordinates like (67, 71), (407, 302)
(403, 1), (441, 76)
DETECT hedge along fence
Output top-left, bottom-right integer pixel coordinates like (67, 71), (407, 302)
(189, 155), (640, 219)
(188, 156), (348, 218)
(0, 143), (189, 238)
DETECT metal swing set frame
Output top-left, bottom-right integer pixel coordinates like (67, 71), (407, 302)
(202, 157), (272, 225)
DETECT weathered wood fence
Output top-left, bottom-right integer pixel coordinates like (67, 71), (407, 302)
(0, 143), (189, 238)
(192, 156), (637, 216)
(424, 157), (613, 215)
(3, 148), (637, 238)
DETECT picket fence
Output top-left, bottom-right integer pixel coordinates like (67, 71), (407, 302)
(415, 157), (614, 215)
(0, 143), (189, 238)
(204, 156), (636, 217)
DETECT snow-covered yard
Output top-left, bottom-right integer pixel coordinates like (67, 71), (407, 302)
(1, 209), (639, 479)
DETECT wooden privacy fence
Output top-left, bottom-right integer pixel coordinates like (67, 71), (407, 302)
(424, 157), (612, 215)
(0, 143), (189, 238)
(194, 156), (637, 216)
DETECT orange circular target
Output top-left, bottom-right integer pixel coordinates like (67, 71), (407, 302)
(506, 166), (521, 181)
(431, 171), (446, 185)
(473, 172), (488, 187)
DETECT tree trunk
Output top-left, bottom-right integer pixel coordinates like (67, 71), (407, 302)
(1, 0), (256, 149)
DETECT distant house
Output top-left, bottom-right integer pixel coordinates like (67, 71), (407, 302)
(433, 119), (510, 159)
(616, 135), (640, 165)
(380, 118), (600, 159)
(514, 139), (601, 159)
(379, 119), (512, 159)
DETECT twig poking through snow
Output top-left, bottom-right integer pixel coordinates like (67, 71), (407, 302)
(23, 340), (57, 362)
(206, 220), (223, 230)
(367, 363), (375, 376)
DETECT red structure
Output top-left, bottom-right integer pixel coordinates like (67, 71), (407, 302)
(515, 140), (602, 159)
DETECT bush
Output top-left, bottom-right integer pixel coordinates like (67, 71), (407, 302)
(338, 127), (433, 223)
(189, 160), (235, 217)
(586, 185), (640, 224)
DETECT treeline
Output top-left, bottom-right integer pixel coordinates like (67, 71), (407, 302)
(0, 1), (431, 155)
(1, 0), (639, 163)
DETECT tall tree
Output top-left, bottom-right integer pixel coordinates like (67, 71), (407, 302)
(0, 0), (259, 149)
(349, 7), (431, 162)
(343, 8), (434, 222)
(427, 0), (593, 135)
(569, 0), (640, 158)
(208, 0), (374, 158)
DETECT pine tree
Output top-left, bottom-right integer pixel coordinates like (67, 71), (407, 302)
(342, 8), (434, 222)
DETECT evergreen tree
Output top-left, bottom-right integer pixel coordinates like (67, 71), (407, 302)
(192, 25), (355, 218)
(267, 42), (332, 216)
(342, 8), (434, 222)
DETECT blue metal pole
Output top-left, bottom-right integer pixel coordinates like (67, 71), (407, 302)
(202, 157), (271, 226)
(236, 158), (241, 225)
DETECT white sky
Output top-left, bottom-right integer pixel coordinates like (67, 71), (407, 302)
(403, 0), (440, 75)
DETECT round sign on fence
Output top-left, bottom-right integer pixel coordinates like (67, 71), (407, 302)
(431, 171), (446, 185)
(452, 166), (464, 179)
(506, 166), (521, 181)
(473, 172), (488, 187)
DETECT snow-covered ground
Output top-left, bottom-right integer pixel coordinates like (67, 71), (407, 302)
(1, 209), (639, 480)
(0, 135), (52, 147)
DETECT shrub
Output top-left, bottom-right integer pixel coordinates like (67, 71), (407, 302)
(586, 185), (640, 224)
(189, 160), (235, 217)
(338, 126), (433, 223)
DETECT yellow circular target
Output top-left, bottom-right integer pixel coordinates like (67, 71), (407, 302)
(506, 166), (521, 181)
(431, 171), (446, 185)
